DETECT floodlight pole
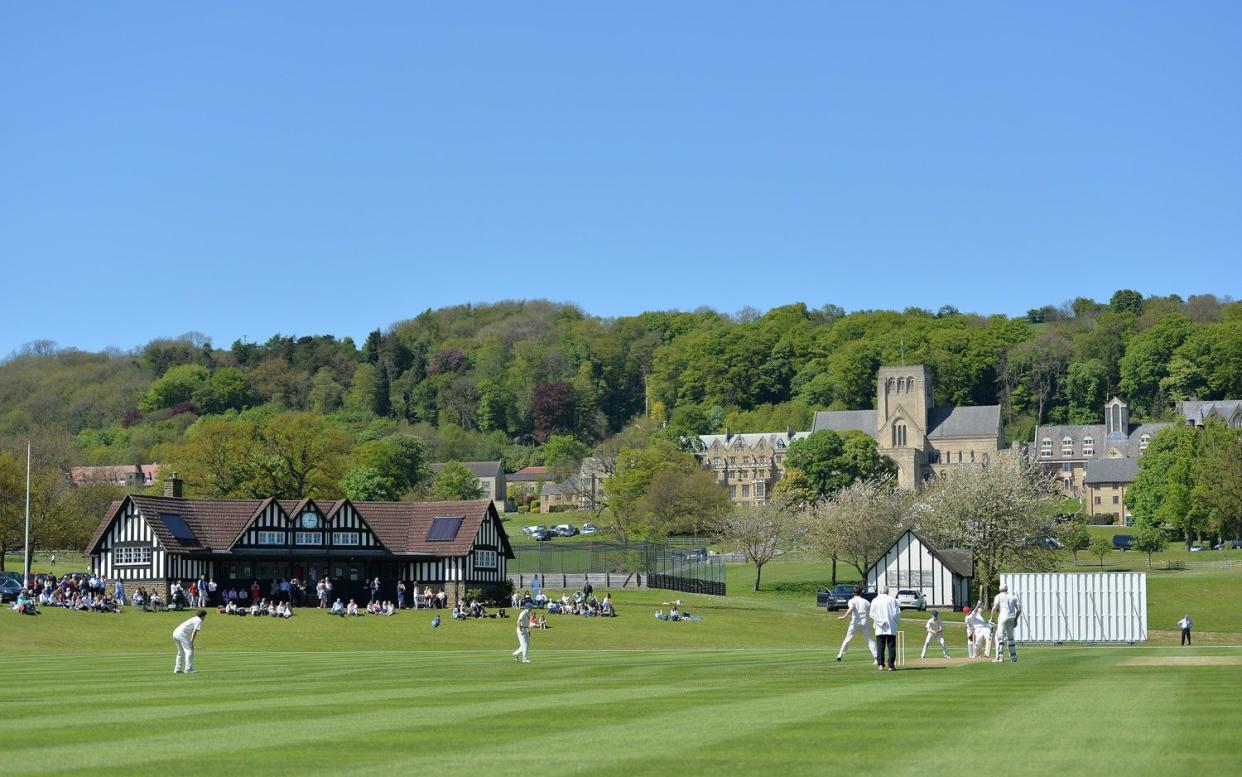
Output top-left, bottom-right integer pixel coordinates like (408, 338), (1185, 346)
(23, 442), (31, 585)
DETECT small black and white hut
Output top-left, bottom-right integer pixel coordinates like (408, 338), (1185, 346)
(864, 529), (973, 609)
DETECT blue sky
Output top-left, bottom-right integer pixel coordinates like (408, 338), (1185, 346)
(2, 3), (1239, 355)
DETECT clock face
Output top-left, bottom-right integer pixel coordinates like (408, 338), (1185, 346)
(301, 512), (319, 529)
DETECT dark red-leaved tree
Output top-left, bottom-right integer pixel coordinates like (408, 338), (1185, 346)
(532, 381), (575, 441)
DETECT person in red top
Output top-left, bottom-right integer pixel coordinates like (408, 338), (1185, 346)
(250, 581), (260, 603)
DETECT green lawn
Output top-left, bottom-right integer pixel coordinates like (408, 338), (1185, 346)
(2, 556), (1240, 776)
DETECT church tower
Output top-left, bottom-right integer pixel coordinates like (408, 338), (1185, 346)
(875, 365), (933, 488)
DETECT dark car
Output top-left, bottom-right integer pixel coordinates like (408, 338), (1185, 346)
(817, 584), (877, 611)
(1113, 534), (1134, 551)
(0, 578), (24, 603)
(531, 528), (554, 542)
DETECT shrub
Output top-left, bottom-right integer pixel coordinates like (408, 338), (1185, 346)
(1085, 515), (1116, 526)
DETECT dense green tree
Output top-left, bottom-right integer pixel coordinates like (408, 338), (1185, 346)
(430, 461), (484, 501)
(1133, 525), (1168, 567)
(139, 364), (210, 411)
(778, 430), (897, 506)
(1063, 359), (1108, 424)
(1127, 424), (1202, 548)
(340, 466), (399, 501)
(1110, 289), (1145, 317)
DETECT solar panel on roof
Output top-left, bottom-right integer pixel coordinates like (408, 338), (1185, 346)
(160, 513), (199, 543)
(426, 516), (464, 542)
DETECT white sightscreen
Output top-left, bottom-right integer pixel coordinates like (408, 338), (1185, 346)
(1000, 572), (1147, 643)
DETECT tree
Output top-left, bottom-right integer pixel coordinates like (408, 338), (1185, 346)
(802, 478), (912, 579)
(139, 363), (210, 412)
(349, 435), (431, 500)
(633, 468), (732, 539)
(164, 416), (260, 497)
(916, 448), (1058, 600)
(778, 430), (897, 507)
(531, 381), (575, 441)
(1057, 520), (1091, 562)
(1002, 334), (1073, 424)
(253, 412), (351, 498)
(431, 461), (483, 501)
(1127, 424), (1203, 548)
(602, 437), (697, 541)
(1188, 422), (1242, 542)
(1088, 536), (1112, 568)
(340, 466), (399, 501)
(1109, 289), (1144, 317)
(345, 363), (386, 417)
(1063, 359), (1108, 424)
(713, 501), (799, 592)
(1133, 525), (1168, 567)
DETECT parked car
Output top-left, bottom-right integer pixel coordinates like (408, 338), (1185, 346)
(522, 524), (548, 535)
(1112, 534), (1134, 551)
(531, 528), (554, 542)
(553, 524), (579, 537)
(581, 523), (598, 535)
(895, 589), (927, 610)
(817, 584), (878, 611)
(0, 577), (24, 603)
(688, 546), (709, 561)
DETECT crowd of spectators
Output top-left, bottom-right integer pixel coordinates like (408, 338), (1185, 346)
(513, 583), (617, 618)
(218, 598), (294, 617)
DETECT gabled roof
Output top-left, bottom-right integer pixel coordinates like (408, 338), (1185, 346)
(1084, 458), (1140, 485)
(1177, 399), (1242, 426)
(811, 409), (877, 434)
(868, 529), (974, 580)
(696, 431), (809, 451)
(430, 461), (503, 478)
(86, 496), (511, 559)
(508, 466), (549, 482)
(926, 405), (1001, 439)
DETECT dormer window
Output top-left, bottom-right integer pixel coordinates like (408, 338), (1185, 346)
(1140, 434), (1151, 451)
(1061, 436), (1074, 456)
(1040, 438), (1052, 459)
(1082, 436), (1094, 456)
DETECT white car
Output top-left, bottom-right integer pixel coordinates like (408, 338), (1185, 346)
(522, 524), (547, 535)
(895, 589), (927, 610)
(581, 523), (598, 535)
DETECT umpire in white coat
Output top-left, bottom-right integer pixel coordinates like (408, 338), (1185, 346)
(869, 586), (901, 671)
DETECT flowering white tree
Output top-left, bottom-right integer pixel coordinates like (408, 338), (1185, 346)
(713, 501), (800, 592)
(801, 478), (913, 579)
(915, 448), (1058, 602)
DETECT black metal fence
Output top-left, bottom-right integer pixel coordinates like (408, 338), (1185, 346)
(511, 541), (726, 596)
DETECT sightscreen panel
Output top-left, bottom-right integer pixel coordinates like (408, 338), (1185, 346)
(1001, 572), (1147, 643)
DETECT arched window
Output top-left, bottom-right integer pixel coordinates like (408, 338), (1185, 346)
(898, 377), (906, 393)
(907, 376), (915, 393)
(1139, 434), (1150, 450)
(1061, 436), (1074, 456)
(1039, 438), (1052, 459)
(1082, 436), (1094, 456)
(891, 423), (907, 447)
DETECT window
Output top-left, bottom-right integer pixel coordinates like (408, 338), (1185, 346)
(712, 458), (721, 467)
(1140, 434), (1150, 450)
(257, 531), (285, 545)
(891, 423), (907, 447)
(1112, 495), (1120, 504)
(113, 546), (151, 565)
(729, 486), (737, 498)
(332, 531), (361, 546)
(1094, 496), (1101, 505)
(970, 450), (976, 463)
(755, 483), (765, 497)
(742, 485), (750, 498)
(758, 457), (767, 466)
(1062, 463), (1072, 473)
(295, 532), (323, 545)
(1083, 436), (1094, 456)
(1040, 439), (1052, 459)
(1061, 436), (1074, 456)
(474, 549), (497, 570)
(479, 480), (492, 498)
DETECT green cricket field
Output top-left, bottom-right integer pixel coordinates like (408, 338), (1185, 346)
(1, 560), (1239, 776)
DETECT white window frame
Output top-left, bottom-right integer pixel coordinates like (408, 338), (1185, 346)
(474, 549), (497, 570)
(257, 531), (285, 545)
(332, 531), (361, 546)
(295, 531), (323, 545)
(113, 546), (152, 566)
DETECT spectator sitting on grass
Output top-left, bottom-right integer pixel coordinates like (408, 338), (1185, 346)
(601, 594), (615, 616)
(330, 598), (345, 617)
(385, 601), (396, 616)
(347, 599), (360, 617)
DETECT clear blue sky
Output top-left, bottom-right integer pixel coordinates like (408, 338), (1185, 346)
(2, 3), (1239, 355)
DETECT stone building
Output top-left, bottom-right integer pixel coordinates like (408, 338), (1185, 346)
(694, 430), (809, 505)
(812, 365), (1004, 489)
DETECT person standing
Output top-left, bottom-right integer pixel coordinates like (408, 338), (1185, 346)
(50, 553), (56, 568)
(512, 603), (532, 663)
(396, 580), (407, 610)
(990, 585), (1022, 663)
(836, 586), (877, 662)
(869, 585), (901, 671)
(921, 610), (949, 658)
(1178, 614), (1193, 646)
(207, 578), (218, 607)
(370, 577), (381, 604)
(173, 609), (207, 674)
(114, 579), (127, 607)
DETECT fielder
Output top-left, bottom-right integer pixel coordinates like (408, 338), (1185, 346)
(990, 584), (1021, 663)
(172, 609), (207, 674)
(836, 585), (877, 661)
(512, 602), (532, 663)
(920, 609), (949, 658)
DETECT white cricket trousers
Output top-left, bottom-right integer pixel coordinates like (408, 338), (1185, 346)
(993, 618), (1016, 662)
(838, 621), (877, 659)
(974, 628), (992, 658)
(921, 633), (948, 658)
(512, 627), (530, 661)
(173, 637), (194, 672)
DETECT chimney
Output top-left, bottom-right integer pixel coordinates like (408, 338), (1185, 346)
(786, 426), (793, 440)
(724, 426), (731, 442)
(164, 473), (184, 499)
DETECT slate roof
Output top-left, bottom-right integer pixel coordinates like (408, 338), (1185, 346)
(926, 405), (1001, 439)
(507, 466), (549, 482)
(1083, 458), (1140, 485)
(811, 409), (876, 434)
(1031, 422), (1170, 462)
(430, 461), (503, 479)
(697, 431), (810, 451)
(1177, 399), (1242, 427)
(87, 496), (510, 559)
